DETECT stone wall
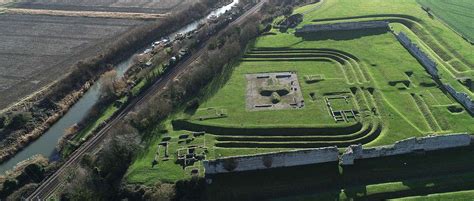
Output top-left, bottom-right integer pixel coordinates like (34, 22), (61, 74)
(340, 133), (471, 165)
(445, 84), (474, 114)
(204, 134), (471, 174)
(396, 32), (473, 114)
(295, 20), (388, 34)
(203, 147), (339, 174)
(396, 32), (438, 78)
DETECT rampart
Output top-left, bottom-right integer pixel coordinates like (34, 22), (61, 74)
(396, 32), (438, 77)
(295, 20), (389, 34)
(203, 147), (339, 174)
(445, 84), (474, 114)
(340, 133), (471, 165)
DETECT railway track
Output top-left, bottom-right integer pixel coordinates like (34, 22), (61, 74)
(27, 1), (266, 200)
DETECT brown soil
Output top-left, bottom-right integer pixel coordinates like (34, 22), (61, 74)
(6, 8), (168, 20)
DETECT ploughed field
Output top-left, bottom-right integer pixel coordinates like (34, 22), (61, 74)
(12, 0), (190, 13)
(126, 0), (474, 195)
(0, 14), (144, 109)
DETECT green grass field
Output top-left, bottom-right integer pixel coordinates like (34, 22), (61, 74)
(417, 0), (474, 43)
(180, 0), (474, 147)
(393, 189), (474, 201)
(126, 0), (474, 194)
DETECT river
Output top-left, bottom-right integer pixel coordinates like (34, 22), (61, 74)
(0, 0), (239, 174)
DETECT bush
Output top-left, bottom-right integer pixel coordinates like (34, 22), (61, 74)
(15, 163), (44, 185)
(174, 178), (206, 201)
(0, 179), (18, 198)
(7, 112), (32, 130)
(0, 116), (5, 129)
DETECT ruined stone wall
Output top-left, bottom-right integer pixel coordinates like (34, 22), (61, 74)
(295, 20), (388, 34)
(445, 84), (474, 114)
(341, 134), (471, 165)
(203, 147), (339, 174)
(204, 134), (471, 174)
(396, 32), (438, 77)
(396, 32), (473, 114)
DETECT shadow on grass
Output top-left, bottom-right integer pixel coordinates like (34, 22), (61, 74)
(296, 28), (389, 41)
(205, 162), (341, 201)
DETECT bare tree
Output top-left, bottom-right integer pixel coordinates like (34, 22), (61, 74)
(100, 70), (118, 102)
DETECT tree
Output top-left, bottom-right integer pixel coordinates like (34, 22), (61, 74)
(16, 163), (44, 185)
(174, 178), (206, 201)
(1, 179), (18, 198)
(99, 69), (128, 103)
(100, 69), (118, 102)
(143, 182), (175, 201)
(61, 124), (140, 201)
(0, 115), (5, 129)
(7, 112), (32, 130)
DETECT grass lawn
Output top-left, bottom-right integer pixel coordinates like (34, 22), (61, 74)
(417, 0), (474, 43)
(185, 27), (473, 147)
(126, 0), (474, 188)
(392, 189), (474, 201)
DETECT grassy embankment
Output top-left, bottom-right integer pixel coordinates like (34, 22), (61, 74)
(392, 189), (474, 201)
(126, 0), (473, 186)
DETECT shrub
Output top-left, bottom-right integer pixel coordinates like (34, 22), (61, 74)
(0, 116), (5, 129)
(0, 179), (18, 198)
(174, 178), (206, 201)
(7, 112), (32, 130)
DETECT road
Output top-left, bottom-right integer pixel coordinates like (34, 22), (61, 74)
(27, 1), (266, 200)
